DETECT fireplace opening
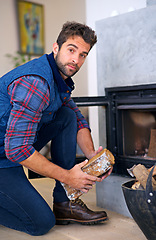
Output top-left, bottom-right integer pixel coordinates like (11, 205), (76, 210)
(105, 84), (156, 175)
(119, 107), (156, 160)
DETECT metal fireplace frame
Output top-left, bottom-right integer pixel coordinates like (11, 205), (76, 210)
(73, 83), (156, 175)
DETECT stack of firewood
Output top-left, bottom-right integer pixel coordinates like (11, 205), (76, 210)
(128, 164), (156, 190)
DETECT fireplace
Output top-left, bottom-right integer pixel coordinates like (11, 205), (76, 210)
(73, 83), (156, 176)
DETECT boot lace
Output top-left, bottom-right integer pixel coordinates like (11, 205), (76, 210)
(69, 198), (87, 214)
(71, 198), (85, 207)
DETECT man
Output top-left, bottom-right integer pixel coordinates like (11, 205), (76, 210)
(0, 22), (112, 236)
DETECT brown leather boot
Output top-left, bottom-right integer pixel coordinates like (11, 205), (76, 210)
(53, 198), (108, 225)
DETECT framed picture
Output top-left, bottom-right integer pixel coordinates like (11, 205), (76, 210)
(16, 0), (44, 55)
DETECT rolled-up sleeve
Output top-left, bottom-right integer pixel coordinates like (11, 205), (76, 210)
(63, 98), (91, 131)
(5, 75), (50, 163)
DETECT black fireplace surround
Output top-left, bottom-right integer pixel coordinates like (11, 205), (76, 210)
(73, 83), (156, 176)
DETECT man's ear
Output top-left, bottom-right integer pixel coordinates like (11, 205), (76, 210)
(53, 42), (59, 56)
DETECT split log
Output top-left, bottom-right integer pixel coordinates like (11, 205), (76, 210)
(61, 149), (115, 200)
(148, 128), (156, 158)
(131, 181), (143, 190)
(132, 164), (156, 190)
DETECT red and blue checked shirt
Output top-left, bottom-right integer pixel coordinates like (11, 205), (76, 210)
(5, 75), (89, 163)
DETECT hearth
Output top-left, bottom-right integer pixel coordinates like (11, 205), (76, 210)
(73, 83), (156, 176)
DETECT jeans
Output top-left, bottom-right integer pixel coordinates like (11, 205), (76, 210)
(0, 106), (77, 235)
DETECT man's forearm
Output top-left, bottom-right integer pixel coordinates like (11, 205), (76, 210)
(20, 150), (69, 183)
(19, 150), (102, 192)
(77, 128), (95, 159)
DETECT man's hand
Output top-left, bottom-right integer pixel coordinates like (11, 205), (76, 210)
(87, 145), (103, 160)
(100, 166), (113, 180)
(85, 146), (113, 181)
(64, 160), (103, 193)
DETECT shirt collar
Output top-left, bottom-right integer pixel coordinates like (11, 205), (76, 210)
(46, 52), (75, 93)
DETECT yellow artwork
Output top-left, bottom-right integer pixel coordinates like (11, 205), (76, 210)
(17, 0), (44, 55)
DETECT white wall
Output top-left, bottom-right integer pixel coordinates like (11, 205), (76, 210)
(85, 0), (146, 149)
(0, 0), (87, 97)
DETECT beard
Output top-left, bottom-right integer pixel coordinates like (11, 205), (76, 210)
(55, 53), (79, 78)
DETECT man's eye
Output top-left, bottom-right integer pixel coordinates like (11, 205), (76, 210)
(69, 48), (74, 53)
(80, 54), (86, 58)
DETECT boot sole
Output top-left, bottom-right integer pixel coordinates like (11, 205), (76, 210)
(55, 216), (108, 225)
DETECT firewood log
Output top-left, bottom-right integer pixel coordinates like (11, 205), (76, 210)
(61, 149), (115, 200)
(148, 129), (156, 158)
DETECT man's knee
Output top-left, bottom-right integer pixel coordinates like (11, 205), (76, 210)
(27, 209), (56, 236)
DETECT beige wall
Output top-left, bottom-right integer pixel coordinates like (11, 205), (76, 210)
(0, 0), (87, 97)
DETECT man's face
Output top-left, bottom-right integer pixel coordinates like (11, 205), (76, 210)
(53, 36), (91, 79)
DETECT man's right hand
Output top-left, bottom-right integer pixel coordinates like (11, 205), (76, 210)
(64, 160), (102, 193)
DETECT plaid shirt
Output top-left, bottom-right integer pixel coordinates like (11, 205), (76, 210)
(5, 75), (89, 163)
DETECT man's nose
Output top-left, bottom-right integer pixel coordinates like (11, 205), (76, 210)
(72, 54), (79, 64)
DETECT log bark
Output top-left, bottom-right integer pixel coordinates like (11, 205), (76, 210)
(61, 149), (115, 200)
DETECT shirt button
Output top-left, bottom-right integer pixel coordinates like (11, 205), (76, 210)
(64, 97), (67, 100)
(49, 112), (52, 115)
(66, 90), (69, 93)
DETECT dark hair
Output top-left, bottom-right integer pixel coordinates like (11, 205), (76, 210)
(56, 21), (97, 50)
